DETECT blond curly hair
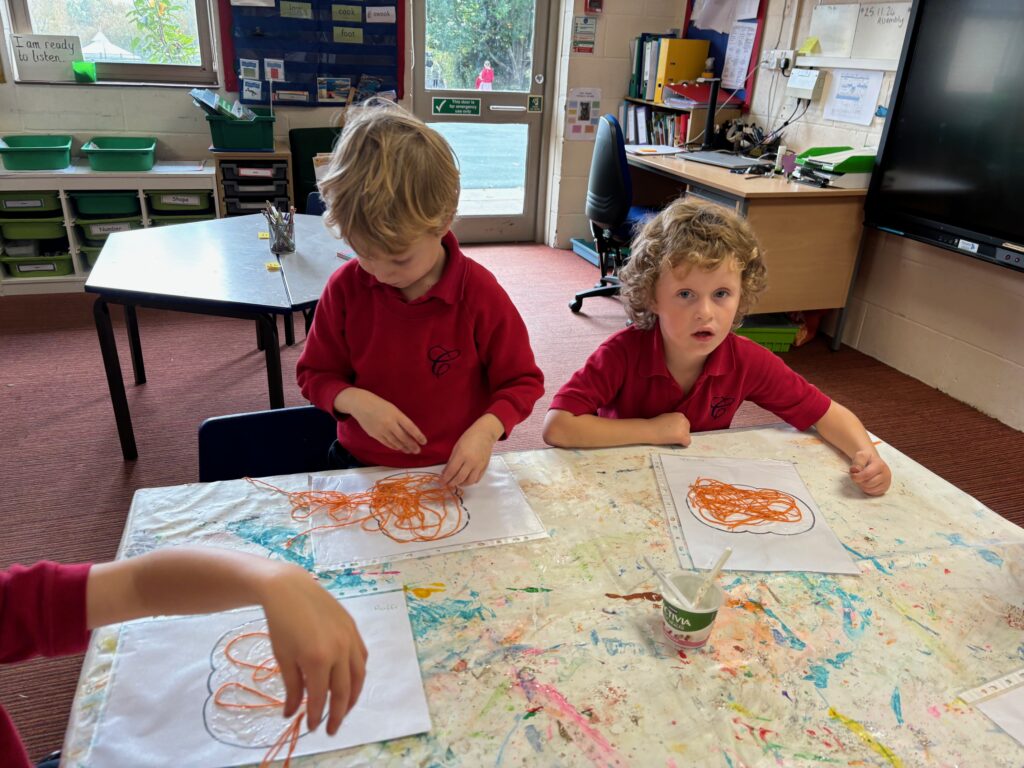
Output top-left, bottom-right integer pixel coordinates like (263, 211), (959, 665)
(318, 98), (460, 253)
(619, 198), (767, 330)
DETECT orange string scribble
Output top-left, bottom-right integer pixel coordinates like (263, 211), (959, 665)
(247, 473), (466, 548)
(687, 477), (803, 530)
(214, 631), (303, 768)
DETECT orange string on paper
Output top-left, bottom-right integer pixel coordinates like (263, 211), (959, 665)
(687, 476), (803, 530)
(246, 473), (466, 547)
(214, 631), (304, 768)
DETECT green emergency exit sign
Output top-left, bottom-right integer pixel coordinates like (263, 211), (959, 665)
(431, 97), (481, 116)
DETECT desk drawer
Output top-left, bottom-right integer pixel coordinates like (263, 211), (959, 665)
(221, 162), (288, 182)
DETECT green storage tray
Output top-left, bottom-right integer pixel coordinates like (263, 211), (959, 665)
(79, 244), (102, 268)
(81, 137), (157, 172)
(0, 135), (72, 171)
(0, 216), (66, 240)
(1, 252), (73, 278)
(207, 108), (275, 151)
(70, 191), (141, 216)
(76, 216), (143, 240)
(147, 190), (213, 211)
(735, 314), (800, 353)
(0, 191), (61, 212)
(150, 213), (217, 227)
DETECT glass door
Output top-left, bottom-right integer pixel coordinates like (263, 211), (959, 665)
(413, 0), (554, 242)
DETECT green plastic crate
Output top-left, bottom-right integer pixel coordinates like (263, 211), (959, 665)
(76, 215), (143, 240)
(0, 216), (66, 240)
(735, 314), (800, 353)
(150, 213), (217, 227)
(79, 243), (102, 268)
(207, 108), (275, 151)
(70, 191), (141, 216)
(1, 252), (73, 277)
(81, 137), (157, 172)
(0, 191), (61, 212)
(147, 190), (213, 211)
(0, 135), (72, 171)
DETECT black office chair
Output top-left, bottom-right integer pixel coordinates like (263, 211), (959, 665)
(306, 191), (326, 216)
(197, 405), (338, 482)
(288, 127), (340, 213)
(569, 114), (657, 313)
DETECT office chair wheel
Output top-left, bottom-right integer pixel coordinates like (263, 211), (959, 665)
(568, 298), (582, 313)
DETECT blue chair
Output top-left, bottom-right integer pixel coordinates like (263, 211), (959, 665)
(306, 191), (326, 216)
(198, 405), (337, 482)
(569, 114), (657, 313)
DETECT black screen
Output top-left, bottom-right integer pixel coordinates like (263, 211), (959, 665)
(866, 0), (1024, 252)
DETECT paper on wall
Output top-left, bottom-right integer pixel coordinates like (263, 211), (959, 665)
(823, 68), (884, 126)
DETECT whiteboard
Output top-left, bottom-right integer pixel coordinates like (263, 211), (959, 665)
(851, 2), (911, 59)
(808, 4), (860, 57)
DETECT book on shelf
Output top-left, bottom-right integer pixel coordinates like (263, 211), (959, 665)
(653, 39), (709, 103)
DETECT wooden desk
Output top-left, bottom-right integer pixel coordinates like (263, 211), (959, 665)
(85, 214), (346, 460)
(628, 154), (867, 317)
(62, 426), (1024, 766)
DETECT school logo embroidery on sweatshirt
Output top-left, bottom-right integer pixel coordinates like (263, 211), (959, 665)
(710, 396), (735, 419)
(428, 345), (461, 377)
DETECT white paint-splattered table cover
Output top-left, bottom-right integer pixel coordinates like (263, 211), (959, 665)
(64, 425), (1024, 767)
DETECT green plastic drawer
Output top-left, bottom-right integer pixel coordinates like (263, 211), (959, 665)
(1, 252), (73, 277)
(0, 216), (66, 240)
(150, 213), (217, 227)
(76, 216), (143, 240)
(70, 192), (140, 216)
(147, 189), (213, 211)
(735, 314), (800, 353)
(81, 137), (157, 172)
(79, 244), (102, 268)
(0, 135), (72, 171)
(0, 191), (61, 212)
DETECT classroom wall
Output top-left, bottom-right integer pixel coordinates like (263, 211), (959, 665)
(544, 0), (686, 248)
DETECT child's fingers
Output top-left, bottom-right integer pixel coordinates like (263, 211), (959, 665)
(398, 415), (427, 446)
(279, 661), (304, 718)
(325, 661), (352, 735)
(387, 425), (421, 454)
(303, 666), (329, 731)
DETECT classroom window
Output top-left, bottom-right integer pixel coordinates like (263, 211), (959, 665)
(5, 0), (217, 84)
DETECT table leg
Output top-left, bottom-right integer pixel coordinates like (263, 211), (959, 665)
(124, 304), (146, 385)
(92, 297), (138, 461)
(255, 320), (264, 351)
(830, 231), (869, 351)
(303, 303), (317, 335)
(284, 312), (295, 346)
(258, 314), (285, 408)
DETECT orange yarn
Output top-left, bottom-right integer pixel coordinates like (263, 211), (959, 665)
(247, 473), (467, 547)
(687, 476), (803, 530)
(214, 631), (303, 767)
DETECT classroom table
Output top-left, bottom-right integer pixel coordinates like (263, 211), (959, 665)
(85, 213), (347, 461)
(62, 425), (1024, 766)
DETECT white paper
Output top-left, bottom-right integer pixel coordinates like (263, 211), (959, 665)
(809, 3), (860, 57)
(625, 144), (682, 156)
(693, 0), (738, 34)
(89, 591), (430, 767)
(10, 34), (82, 82)
(309, 456), (548, 569)
(734, 0), (760, 20)
(851, 2), (911, 59)
(721, 21), (758, 89)
(230, 0), (275, 6)
(977, 686), (1024, 747)
(566, 87), (602, 141)
(823, 68), (883, 126)
(366, 6), (396, 23)
(657, 454), (859, 574)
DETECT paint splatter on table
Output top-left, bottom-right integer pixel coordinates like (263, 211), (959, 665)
(64, 426), (1024, 766)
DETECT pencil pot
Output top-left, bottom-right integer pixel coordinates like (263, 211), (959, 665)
(661, 573), (724, 651)
(269, 216), (295, 254)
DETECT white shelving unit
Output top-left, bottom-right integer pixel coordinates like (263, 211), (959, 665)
(0, 160), (218, 296)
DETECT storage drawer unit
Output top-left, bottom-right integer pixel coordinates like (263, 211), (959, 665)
(221, 161), (289, 182)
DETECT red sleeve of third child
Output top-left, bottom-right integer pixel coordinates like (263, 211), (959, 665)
(549, 339), (626, 416)
(0, 562), (91, 664)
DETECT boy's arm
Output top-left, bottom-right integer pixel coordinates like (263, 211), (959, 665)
(813, 401), (892, 496)
(87, 548), (368, 734)
(543, 409), (692, 449)
(296, 276), (355, 417)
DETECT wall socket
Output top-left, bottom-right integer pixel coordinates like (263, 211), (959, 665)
(760, 49), (796, 70)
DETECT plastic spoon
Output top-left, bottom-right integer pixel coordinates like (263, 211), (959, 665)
(643, 555), (693, 610)
(691, 547), (733, 609)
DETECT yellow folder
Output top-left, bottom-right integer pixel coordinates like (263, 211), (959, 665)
(654, 39), (710, 103)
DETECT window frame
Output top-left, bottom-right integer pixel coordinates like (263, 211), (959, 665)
(5, 0), (219, 85)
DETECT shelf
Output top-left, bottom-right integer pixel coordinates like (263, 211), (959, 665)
(795, 55), (898, 72)
(624, 96), (744, 113)
(0, 274), (86, 296)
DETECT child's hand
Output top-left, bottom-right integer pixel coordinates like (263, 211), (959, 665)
(648, 412), (693, 447)
(849, 449), (892, 496)
(338, 388), (427, 454)
(442, 414), (503, 487)
(260, 564), (368, 735)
